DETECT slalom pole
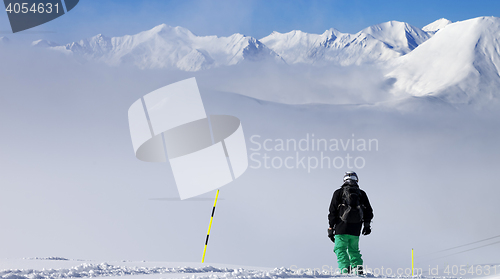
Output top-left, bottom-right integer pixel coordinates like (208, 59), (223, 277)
(202, 189), (220, 263)
(412, 248), (414, 276)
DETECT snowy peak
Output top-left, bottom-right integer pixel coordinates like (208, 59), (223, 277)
(422, 18), (452, 33)
(361, 20), (431, 53)
(241, 36), (281, 62)
(387, 16), (500, 106)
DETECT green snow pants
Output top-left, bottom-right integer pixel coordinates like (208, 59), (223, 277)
(334, 234), (363, 274)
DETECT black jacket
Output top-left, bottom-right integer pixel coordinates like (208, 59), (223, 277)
(328, 182), (373, 236)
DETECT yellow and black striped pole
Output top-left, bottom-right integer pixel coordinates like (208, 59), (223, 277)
(411, 248), (414, 276)
(201, 189), (220, 263)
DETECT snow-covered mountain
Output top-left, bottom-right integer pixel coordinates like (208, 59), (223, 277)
(37, 20), (437, 70)
(49, 24), (282, 71)
(387, 16), (500, 106)
(260, 21), (431, 66)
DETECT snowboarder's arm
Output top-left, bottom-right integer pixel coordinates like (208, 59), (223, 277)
(328, 190), (340, 228)
(361, 190), (374, 222)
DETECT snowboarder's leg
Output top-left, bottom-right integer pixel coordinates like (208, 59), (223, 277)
(334, 234), (350, 274)
(346, 235), (363, 273)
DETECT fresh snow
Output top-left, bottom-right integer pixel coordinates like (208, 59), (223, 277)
(0, 259), (338, 279)
(2, 259), (489, 279)
(0, 261), (236, 279)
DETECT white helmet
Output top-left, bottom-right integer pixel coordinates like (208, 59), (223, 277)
(343, 171), (358, 182)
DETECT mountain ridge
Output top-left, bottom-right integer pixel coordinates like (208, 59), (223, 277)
(50, 24), (283, 71)
(36, 19), (443, 70)
(260, 20), (431, 66)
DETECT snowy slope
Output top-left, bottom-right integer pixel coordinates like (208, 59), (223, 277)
(387, 16), (500, 106)
(261, 21), (430, 66)
(50, 24), (282, 71)
(422, 18), (453, 33)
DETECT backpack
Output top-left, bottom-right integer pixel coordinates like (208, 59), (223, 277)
(339, 185), (364, 223)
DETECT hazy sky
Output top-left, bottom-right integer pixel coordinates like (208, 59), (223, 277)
(2, 0), (500, 44)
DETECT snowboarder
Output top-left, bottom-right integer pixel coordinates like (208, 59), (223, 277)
(328, 171), (373, 275)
